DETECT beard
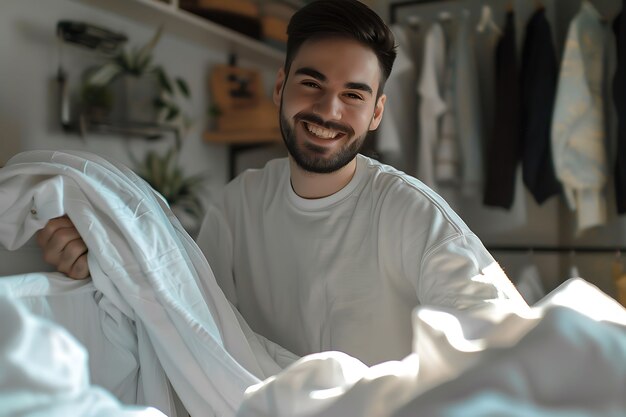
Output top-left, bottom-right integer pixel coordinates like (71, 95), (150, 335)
(279, 103), (368, 174)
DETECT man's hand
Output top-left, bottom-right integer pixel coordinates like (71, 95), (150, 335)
(36, 216), (90, 280)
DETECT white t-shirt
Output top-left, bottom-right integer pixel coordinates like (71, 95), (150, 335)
(197, 154), (524, 365)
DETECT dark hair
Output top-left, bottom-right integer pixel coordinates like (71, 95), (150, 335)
(285, 0), (397, 96)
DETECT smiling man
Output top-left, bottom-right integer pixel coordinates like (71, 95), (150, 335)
(194, 0), (526, 365)
(37, 0), (526, 366)
(278, 36), (385, 197)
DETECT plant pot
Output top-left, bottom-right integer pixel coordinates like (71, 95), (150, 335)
(80, 72), (114, 123)
(115, 74), (160, 124)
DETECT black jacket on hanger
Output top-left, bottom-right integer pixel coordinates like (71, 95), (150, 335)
(484, 11), (521, 209)
(613, 7), (626, 214)
(520, 8), (561, 204)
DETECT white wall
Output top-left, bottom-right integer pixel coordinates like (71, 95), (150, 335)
(0, 0), (280, 201)
(3, 0), (625, 296)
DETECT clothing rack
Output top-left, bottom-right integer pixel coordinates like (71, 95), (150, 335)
(487, 245), (626, 254)
(388, 0), (626, 257)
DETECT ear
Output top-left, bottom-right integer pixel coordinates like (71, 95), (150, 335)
(368, 94), (386, 131)
(273, 67), (286, 106)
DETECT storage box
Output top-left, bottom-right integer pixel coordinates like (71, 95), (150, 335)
(180, 0), (259, 18)
(261, 15), (288, 43)
(216, 101), (278, 132)
(211, 64), (263, 110)
(210, 64), (279, 132)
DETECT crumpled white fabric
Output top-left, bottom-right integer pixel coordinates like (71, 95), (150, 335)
(0, 295), (166, 417)
(238, 278), (626, 417)
(0, 150), (295, 416)
(0, 272), (148, 409)
(515, 263), (546, 305)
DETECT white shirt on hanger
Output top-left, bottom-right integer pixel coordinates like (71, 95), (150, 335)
(376, 24), (418, 174)
(417, 22), (447, 190)
(551, 1), (609, 233)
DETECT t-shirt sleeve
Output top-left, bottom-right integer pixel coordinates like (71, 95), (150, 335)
(196, 203), (238, 307)
(415, 233), (527, 310)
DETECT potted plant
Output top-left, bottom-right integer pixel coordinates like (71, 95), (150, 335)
(134, 146), (208, 236)
(80, 82), (113, 123)
(87, 26), (203, 232)
(85, 26), (191, 134)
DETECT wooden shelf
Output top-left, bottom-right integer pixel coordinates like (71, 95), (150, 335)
(71, 0), (285, 66)
(205, 128), (283, 179)
(82, 120), (179, 139)
(204, 129), (281, 145)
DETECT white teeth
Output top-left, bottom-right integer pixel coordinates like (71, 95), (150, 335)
(305, 123), (338, 139)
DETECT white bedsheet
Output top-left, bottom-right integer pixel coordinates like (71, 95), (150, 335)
(0, 295), (166, 417)
(0, 150), (295, 417)
(238, 279), (626, 417)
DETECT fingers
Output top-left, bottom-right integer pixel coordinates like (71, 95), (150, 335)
(37, 216), (90, 280)
(40, 225), (83, 266)
(68, 253), (89, 280)
(36, 216), (75, 249)
(56, 238), (89, 279)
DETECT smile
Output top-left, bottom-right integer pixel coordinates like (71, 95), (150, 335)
(304, 122), (343, 140)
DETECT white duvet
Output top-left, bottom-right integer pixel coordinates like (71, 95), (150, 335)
(0, 295), (166, 417)
(2, 150), (626, 417)
(0, 150), (294, 417)
(238, 279), (626, 417)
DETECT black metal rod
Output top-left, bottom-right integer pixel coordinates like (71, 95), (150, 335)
(487, 245), (626, 254)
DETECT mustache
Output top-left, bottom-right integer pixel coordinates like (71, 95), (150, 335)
(294, 112), (354, 136)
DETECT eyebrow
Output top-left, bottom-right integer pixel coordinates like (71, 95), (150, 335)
(294, 66), (373, 95)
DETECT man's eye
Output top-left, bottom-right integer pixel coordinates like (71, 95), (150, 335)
(345, 92), (363, 100)
(302, 81), (320, 88)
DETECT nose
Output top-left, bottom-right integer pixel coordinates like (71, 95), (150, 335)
(313, 93), (342, 121)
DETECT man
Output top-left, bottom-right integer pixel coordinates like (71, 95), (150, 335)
(38, 0), (525, 366)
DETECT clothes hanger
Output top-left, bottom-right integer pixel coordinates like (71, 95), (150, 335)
(437, 10), (454, 34)
(612, 249), (625, 283)
(406, 15), (422, 31)
(476, 5), (502, 35)
(524, 247), (538, 272)
(476, 5), (491, 32)
(438, 10), (453, 22)
(568, 250), (580, 279)
(584, 0), (614, 22)
(519, 247), (546, 305)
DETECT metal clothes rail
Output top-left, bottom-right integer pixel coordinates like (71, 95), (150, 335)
(486, 245), (626, 254)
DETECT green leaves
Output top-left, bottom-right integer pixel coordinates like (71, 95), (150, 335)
(136, 147), (208, 221)
(84, 25), (192, 135)
(88, 27), (162, 85)
(153, 68), (187, 121)
(135, 25), (163, 71)
(156, 67), (172, 94)
(87, 62), (123, 86)
(175, 78), (190, 98)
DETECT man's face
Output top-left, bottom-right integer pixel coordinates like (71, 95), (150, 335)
(273, 37), (386, 174)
